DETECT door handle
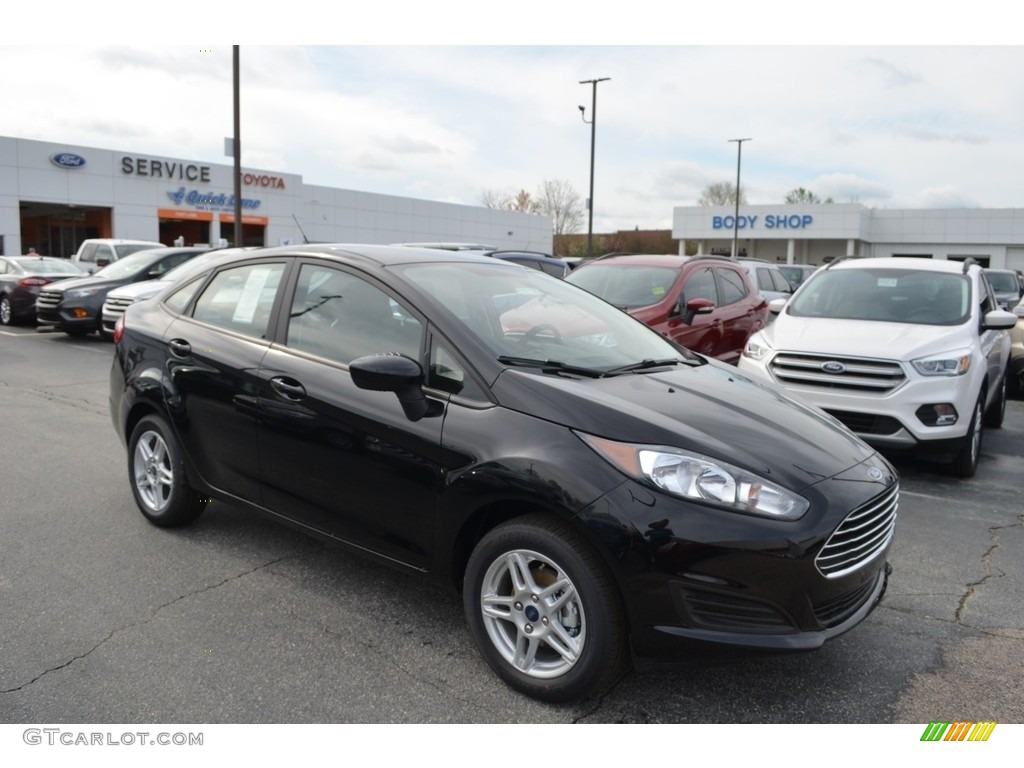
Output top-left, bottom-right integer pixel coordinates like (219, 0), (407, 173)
(270, 376), (306, 401)
(168, 338), (191, 358)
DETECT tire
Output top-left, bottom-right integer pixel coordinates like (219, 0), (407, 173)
(984, 374), (1006, 429)
(127, 415), (209, 527)
(951, 395), (984, 478)
(0, 294), (14, 326)
(463, 514), (629, 702)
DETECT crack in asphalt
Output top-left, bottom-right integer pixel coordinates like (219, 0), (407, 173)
(1, 554), (297, 694)
(954, 514), (1024, 626)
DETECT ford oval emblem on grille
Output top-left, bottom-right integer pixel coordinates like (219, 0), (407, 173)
(50, 152), (87, 169)
(867, 466), (884, 481)
(821, 361), (846, 374)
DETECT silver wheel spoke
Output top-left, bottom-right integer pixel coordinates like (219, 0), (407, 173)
(506, 551), (537, 594)
(544, 621), (581, 664)
(513, 632), (540, 671)
(541, 578), (575, 611)
(481, 593), (514, 619)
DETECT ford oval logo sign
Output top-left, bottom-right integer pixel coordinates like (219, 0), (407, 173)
(50, 152), (87, 169)
(821, 361), (846, 374)
(867, 466), (884, 481)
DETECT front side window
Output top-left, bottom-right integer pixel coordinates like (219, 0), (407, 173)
(285, 264), (423, 365)
(191, 263), (285, 338)
(681, 266), (717, 304)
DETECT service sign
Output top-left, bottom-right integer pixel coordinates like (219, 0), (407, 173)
(50, 152), (87, 169)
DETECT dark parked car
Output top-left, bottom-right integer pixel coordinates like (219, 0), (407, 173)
(566, 254), (769, 363)
(0, 256), (84, 325)
(110, 244), (897, 702)
(37, 247), (210, 336)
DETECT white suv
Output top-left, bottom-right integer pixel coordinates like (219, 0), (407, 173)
(738, 257), (1017, 477)
(71, 238), (164, 274)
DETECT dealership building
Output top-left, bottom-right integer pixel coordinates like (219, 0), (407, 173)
(0, 136), (553, 257)
(673, 203), (1024, 271)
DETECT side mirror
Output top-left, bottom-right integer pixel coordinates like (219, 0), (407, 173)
(682, 297), (715, 325)
(350, 353), (429, 421)
(768, 298), (788, 314)
(982, 309), (1018, 331)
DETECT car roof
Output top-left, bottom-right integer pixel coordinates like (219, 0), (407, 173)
(249, 243), (514, 269)
(577, 253), (695, 268)
(828, 257), (971, 275)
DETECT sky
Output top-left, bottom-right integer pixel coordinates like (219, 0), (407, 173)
(3, 10), (1022, 235)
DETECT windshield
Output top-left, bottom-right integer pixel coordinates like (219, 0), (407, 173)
(566, 263), (681, 309)
(986, 271), (1019, 292)
(11, 257), (82, 274)
(93, 249), (166, 279)
(789, 268), (970, 325)
(114, 243), (162, 258)
(398, 262), (696, 371)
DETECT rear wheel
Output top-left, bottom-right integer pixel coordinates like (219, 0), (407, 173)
(0, 295), (14, 326)
(951, 395), (984, 478)
(128, 415), (209, 527)
(464, 514), (629, 702)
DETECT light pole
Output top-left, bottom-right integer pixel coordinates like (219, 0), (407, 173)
(233, 45), (242, 247)
(728, 137), (751, 260)
(579, 77), (609, 259)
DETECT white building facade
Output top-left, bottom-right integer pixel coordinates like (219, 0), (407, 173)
(673, 203), (1024, 271)
(0, 136), (553, 257)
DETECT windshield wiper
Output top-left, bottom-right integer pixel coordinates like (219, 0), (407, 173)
(497, 355), (606, 378)
(604, 358), (692, 375)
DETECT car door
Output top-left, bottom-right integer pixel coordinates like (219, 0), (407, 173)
(161, 260), (288, 503)
(256, 261), (444, 569)
(711, 264), (762, 363)
(978, 273), (1010, 399)
(664, 263), (722, 356)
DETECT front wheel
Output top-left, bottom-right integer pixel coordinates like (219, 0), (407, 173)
(951, 395), (984, 478)
(463, 515), (629, 702)
(984, 374), (1006, 429)
(128, 415), (209, 527)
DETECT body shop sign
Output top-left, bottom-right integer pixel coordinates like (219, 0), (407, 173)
(712, 214), (814, 230)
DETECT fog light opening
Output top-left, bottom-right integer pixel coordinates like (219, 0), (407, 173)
(917, 403), (958, 427)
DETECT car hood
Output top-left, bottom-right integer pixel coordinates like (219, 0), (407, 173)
(44, 275), (130, 293)
(761, 313), (971, 360)
(490, 360), (877, 492)
(106, 279), (172, 301)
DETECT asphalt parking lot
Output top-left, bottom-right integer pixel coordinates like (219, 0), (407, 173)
(1, 324), (1022, 724)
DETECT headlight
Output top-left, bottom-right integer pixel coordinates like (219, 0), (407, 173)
(579, 433), (809, 521)
(911, 350), (972, 376)
(66, 287), (101, 299)
(742, 335), (772, 361)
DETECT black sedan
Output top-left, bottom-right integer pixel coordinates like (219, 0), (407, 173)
(36, 247), (210, 336)
(110, 244), (897, 702)
(0, 256), (84, 325)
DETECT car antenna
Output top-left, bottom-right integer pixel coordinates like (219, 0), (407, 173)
(292, 214), (310, 244)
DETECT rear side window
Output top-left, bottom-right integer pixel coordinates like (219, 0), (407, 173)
(716, 267), (749, 305)
(191, 263), (285, 338)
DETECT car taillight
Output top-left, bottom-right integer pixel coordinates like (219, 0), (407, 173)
(19, 277), (50, 287)
(113, 314), (125, 344)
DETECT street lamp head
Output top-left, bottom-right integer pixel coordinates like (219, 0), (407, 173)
(578, 105), (585, 113)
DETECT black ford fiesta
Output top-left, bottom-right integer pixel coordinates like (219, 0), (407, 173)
(110, 244), (897, 702)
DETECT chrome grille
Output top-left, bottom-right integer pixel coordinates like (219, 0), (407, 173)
(816, 484), (898, 579)
(103, 296), (135, 315)
(769, 353), (905, 393)
(36, 290), (63, 310)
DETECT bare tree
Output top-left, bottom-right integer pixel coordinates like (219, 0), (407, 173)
(480, 188), (511, 209)
(698, 182), (746, 206)
(784, 187), (832, 204)
(535, 179), (584, 236)
(510, 189), (539, 214)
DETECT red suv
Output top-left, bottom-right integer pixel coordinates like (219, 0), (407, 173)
(566, 254), (769, 363)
